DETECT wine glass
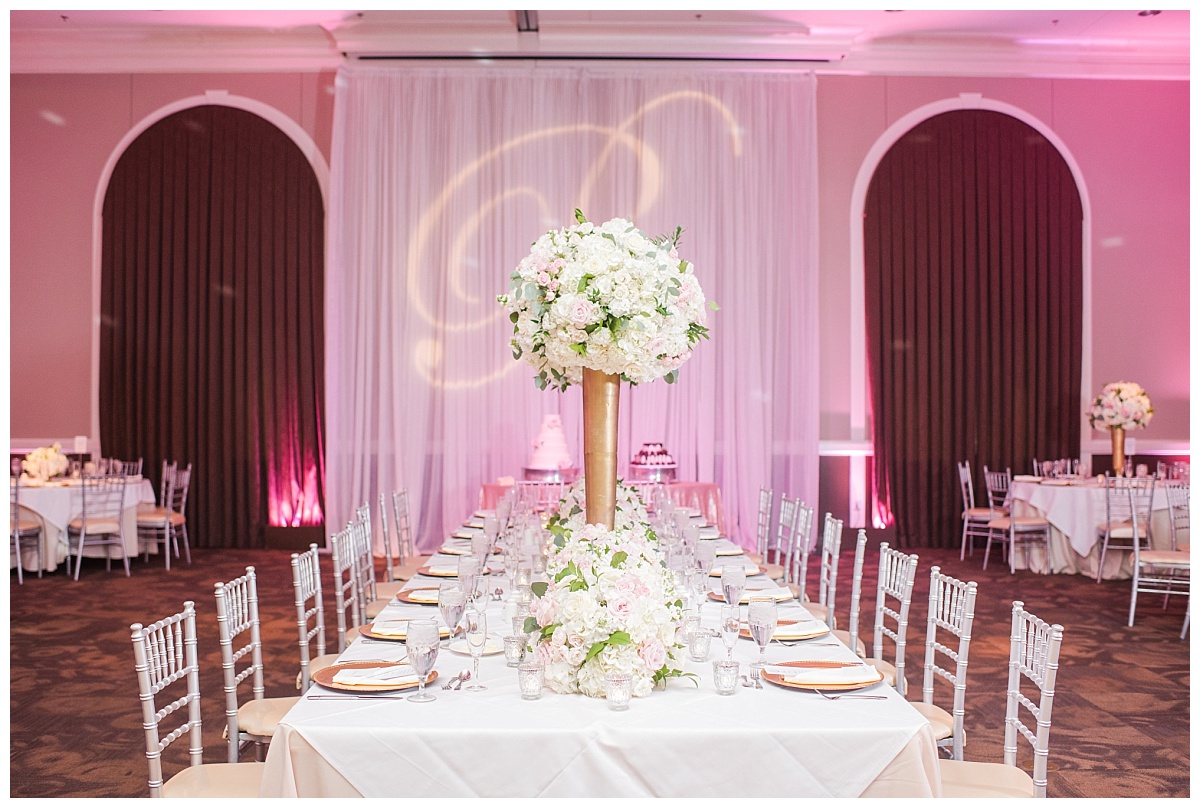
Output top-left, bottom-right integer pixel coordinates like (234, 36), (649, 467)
(438, 582), (466, 647)
(720, 564), (746, 612)
(405, 619), (440, 703)
(458, 555), (481, 601)
(747, 596), (777, 671)
(462, 607), (488, 691)
(719, 604), (740, 660)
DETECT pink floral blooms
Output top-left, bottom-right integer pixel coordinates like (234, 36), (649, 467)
(638, 638), (667, 671)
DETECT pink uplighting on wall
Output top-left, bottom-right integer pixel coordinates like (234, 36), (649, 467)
(269, 462), (325, 527)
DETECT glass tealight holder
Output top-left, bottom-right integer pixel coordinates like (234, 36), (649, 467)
(687, 628), (713, 663)
(713, 659), (740, 695)
(518, 660), (544, 700)
(503, 634), (527, 667)
(605, 672), (632, 711)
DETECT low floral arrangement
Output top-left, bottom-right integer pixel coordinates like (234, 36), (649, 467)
(1087, 381), (1154, 430)
(527, 485), (690, 698)
(499, 210), (714, 391)
(22, 443), (69, 482)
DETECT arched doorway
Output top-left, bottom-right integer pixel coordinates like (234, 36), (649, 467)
(863, 108), (1084, 548)
(99, 104), (326, 549)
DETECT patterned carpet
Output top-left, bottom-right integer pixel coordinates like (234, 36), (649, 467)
(8, 540), (1190, 798)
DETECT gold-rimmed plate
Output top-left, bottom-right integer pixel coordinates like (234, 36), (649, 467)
(312, 661), (438, 693)
(707, 588), (794, 604)
(395, 587), (440, 604)
(437, 544), (471, 556)
(416, 565), (492, 578)
(709, 563), (759, 577)
(738, 619), (828, 642)
(357, 621), (451, 641)
(761, 660), (884, 692)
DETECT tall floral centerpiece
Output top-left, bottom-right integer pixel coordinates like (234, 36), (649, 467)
(1087, 381), (1153, 474)
(499, 209), (711, 527)
(498, 211), (713, 698)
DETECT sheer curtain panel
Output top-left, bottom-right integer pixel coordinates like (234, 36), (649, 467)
(326, 64), (819, 551)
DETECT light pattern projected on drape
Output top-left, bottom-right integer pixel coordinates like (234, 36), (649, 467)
(327, 65), (819, 551)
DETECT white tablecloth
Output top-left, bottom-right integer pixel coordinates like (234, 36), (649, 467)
(1008, 479), (1174, 579)
(10, 477), (157, 572)
(260, 538), (940, 797)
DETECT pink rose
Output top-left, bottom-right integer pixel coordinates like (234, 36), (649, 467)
(607, 592), (635, 620)
(533, 595), (558, 627)
(537, 271), (552, 285)
(638, 638), (666, 671)
(568, 299), (596, 328)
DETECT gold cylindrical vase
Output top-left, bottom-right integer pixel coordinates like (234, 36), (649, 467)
(1110, 427), (1126, 475)
(582, 368), (620, 530)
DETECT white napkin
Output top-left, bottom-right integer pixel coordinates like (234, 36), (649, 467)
(332, 664), (420, 687)
(698, 527), (721, 538)
(773, 621), (828, 640)
(369, 620), (411, 637)
(439, 544), (469, 555)
(740, 586), (792, 602)
(425, 565), (460, 576)
(711, 563), (759, 577)
(715, 547), (743, 556)
(402, 589), (439, 603)
(782, 664), (881, 687)
(1013, 475), (1043, 482)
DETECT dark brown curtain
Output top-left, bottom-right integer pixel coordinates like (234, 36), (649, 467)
(101, 105), (325, 548)
(865, 109), (1082, 549)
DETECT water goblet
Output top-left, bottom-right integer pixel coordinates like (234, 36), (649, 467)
(483, 515), (500, 543)
(438, 582), (466, 646)
(695, 541), (717, 577)
(747, 596), (777, 671)
(462, 607), (489, 691)
(719, 604), (740, 660)
(404, 619), (440, 703)
(458, 555), (482, 601)
(720, 564), (746, 610)
(471, 530), (491, 561)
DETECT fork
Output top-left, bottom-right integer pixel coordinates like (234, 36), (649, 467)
(813, 688), (888, 701)
(776, 640), (839, 647)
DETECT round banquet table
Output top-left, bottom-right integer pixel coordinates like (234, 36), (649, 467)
(9, 476), (157, 573)
(1007, 476), (1175, 579)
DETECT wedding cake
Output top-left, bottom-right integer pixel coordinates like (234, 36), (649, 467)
(524, 414), (576, 481)
(628, 442), (677, 482)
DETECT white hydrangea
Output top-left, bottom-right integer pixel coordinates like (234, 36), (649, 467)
(499, 211), (713, 391)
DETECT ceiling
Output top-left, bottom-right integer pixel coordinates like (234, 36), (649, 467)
(9, 9), (1190, 79)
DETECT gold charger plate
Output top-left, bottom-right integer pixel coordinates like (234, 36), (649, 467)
(738, 619), (828, 642)
(438, 544), (471, 556)
(395, 587), (440, 604)
(707, 588), (794, 604)
(416, 565), (492, 578)
(710, 563), (759, 577)
(312, 661), (439, 693)
(357, 622), (451, 641)
(761, 660), (884, 692)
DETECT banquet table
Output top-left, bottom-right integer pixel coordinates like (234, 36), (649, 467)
(479, 481), (727, 535)
(1008, 476), (1175, 579)
(260, 530), (940, 797)
(9, 476), (156, 573)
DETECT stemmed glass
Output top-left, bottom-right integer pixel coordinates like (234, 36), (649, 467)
(458, 555), (481, 602)
(405, 619), (440, 703)
(438, 582), (466, 647)
(747, 596), (777, 671)
(462, 607), (488, 691)
(720, 564), (746, 612)
(719, 604), (740, 661)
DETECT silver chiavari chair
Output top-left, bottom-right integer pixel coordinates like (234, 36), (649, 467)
(866, 542), (919, 696)
(291, 544), (338, 691)
(914, 566), (978, 760)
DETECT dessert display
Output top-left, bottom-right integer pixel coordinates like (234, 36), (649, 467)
(628, 442), (677, 482)
(524, 414), (577, 482)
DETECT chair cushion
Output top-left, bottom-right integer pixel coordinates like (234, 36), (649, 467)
(760, 562), (786, 581)
(1109, 522), (1148, 539)
(162, 761), (265, 798)
(237, 696), (299, 738)
(804, 602), (829, 622)
(136, 507), (185, 526)
(911, 700), (955, 741)
(391, 556), (432, 582)
(963, 507), (994, 518)
(830, 629), (866, 657)
(867, 656), (902, 690)
(937, 759), (1035, 798)
(987, 515), (1048, 530)
(375, 580), (406, 598)
(11, 517), (41, 533)
(67, 518), (121, 534)
(1140, 550), (1190, 567)
(297, 653), (340, 689)
(364, 598), (389, 619)
(745, 551), (764, 565)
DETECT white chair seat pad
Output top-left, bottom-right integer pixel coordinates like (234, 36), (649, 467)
(391, 556), (433, 582)
(910, 700), (955, 740)
(375, 580), (406, 598)
(237, 696), (299, 737)
(162, 761), (265, 798)
(867, 656), (898, 687)
(298, 652), (341, 689)
(1140, 550), (1190, 566)
(937, 759), (1035, 798)
(1109, 524), (1148, 539)
(67, 518), (121, 534)
(12, 517), (41, 533)
(364, 598), (389, 619)
(760, 562), (786, 581)
(963, 507), (994, 518)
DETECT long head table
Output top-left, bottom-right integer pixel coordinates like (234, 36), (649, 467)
(260, 529), (940, 797)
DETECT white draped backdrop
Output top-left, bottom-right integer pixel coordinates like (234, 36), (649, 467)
(326, 63), (819, 552)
